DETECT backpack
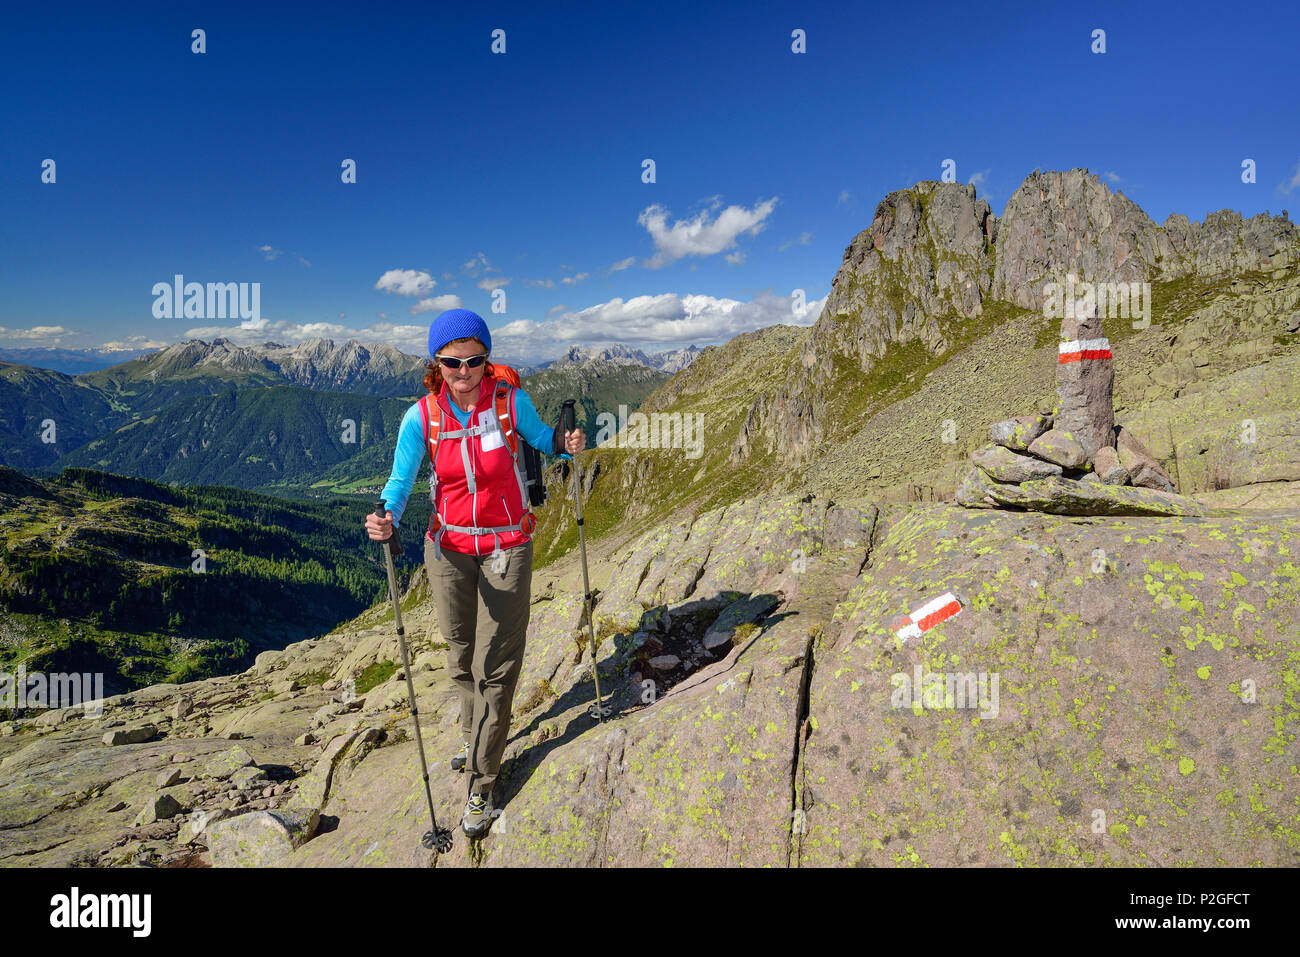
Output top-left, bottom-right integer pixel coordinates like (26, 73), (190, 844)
(417, 364), (549, 512)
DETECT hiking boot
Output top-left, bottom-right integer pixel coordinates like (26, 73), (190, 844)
(450, 740), (468, 772)
(462, 790), (495, 837)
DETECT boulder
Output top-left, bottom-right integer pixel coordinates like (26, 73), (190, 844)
(34, 708), (79, 729)
(1027, 429), (1089, 468)
(101, 724), (156, 746)
(253, 650), (284, 676)
(206, 808), (321, 866)
(1116, 427), (1177, 492)
(1093, 445), (1129, 485)
(983, 475), (1205, 516)
(270, 677), (301, 695)
(701, 594), (780, 652)
(203, 745), (256, 780)
(954, 467), (998, 509)
(230, 766), (269, 790)
(178, 807), (234, 846)
(133, 793), (183, 826)
(312, 702), (348, 728)
(971, 444), (1063, 482)
(988, 414), (1052, 451)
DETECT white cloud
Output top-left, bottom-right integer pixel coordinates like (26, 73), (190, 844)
(487, 289), (824, 363)
(375, 269), (436, 296)
(0, 325), (73, 342)
(609, 257), (636, 272)
(837, 189), (851, 206)
(100, 339), (169, 350)
(1104, 170), (1125, 184)
(412, 294), (463, 315)
(1278, 159), (1300, 196)
(725, 251), (746, 264)
(559, 272), (589, 286)
(257, 244), (311, 266)
(94, 286), (826, 366)
(525, 278), (557, 289)
(637, 196), (779, 268)
(477, 276), (510, 292)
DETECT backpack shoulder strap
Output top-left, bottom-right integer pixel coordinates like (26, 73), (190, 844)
(493, 379), (532, 519)
(420, 393), (444, 479)
(493, 379), (519, 456)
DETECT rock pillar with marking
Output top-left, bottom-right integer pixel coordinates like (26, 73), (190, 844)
(1055, 299), (1114, 460)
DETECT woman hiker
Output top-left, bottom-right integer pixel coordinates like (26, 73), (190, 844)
(363, 308), (586, 837)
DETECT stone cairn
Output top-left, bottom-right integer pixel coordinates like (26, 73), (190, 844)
(957, 300), (1183, 514)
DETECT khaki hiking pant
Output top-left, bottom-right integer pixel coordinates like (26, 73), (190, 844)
(424, 537), (533, 798)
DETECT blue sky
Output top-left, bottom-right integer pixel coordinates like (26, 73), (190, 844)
(2, 0), (1297, 365)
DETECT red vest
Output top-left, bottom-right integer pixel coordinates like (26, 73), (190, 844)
(421, 375), (536, 559)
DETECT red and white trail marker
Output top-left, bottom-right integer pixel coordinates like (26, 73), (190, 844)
(890, 591), (963, 644)
(1057, 337), (1112, 364)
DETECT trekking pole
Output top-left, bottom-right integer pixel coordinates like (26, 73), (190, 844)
(373, 501), (453, 854)
(561, 400), (610, 721)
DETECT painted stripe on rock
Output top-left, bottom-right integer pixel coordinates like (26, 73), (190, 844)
(893, 591), (962, 642)
(1058, 337), (1112, 364)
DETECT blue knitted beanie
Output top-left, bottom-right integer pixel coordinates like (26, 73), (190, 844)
(428, 308), (491, 358)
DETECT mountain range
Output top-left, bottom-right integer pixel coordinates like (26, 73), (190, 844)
(1, 336), (692, 492)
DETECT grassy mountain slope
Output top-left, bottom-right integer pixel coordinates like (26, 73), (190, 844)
(522, 360), (670, 439)
(0, 466), (414, 701)
(0, 361), (129, 469)
(525, 265), (1299, 570)
(43, 386), (412, 491)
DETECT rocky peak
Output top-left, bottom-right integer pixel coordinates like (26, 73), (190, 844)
(735, 168), (1300, 468)
(1161, 208), (1296, 278)
(743, 181), (996, 465)
(991, 168), (1169, 308)
(651, 344), (703, 374)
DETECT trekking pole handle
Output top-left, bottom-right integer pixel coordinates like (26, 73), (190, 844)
(373, 500), (404, 557)
(560, 400), (576, 438)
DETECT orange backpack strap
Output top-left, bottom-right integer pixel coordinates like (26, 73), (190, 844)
(418, 393), (444, 465)
(419, 394), (444, 528)
(493, 379), (519, 456)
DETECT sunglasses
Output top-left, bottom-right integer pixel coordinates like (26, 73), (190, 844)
(435, 353), (489, 370)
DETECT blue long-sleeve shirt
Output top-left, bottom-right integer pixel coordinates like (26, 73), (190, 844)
(380, 388), (570, 528)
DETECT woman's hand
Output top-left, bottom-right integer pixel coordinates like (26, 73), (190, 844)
(365, 509), (394, 541)
(564, 428), (586, 455)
